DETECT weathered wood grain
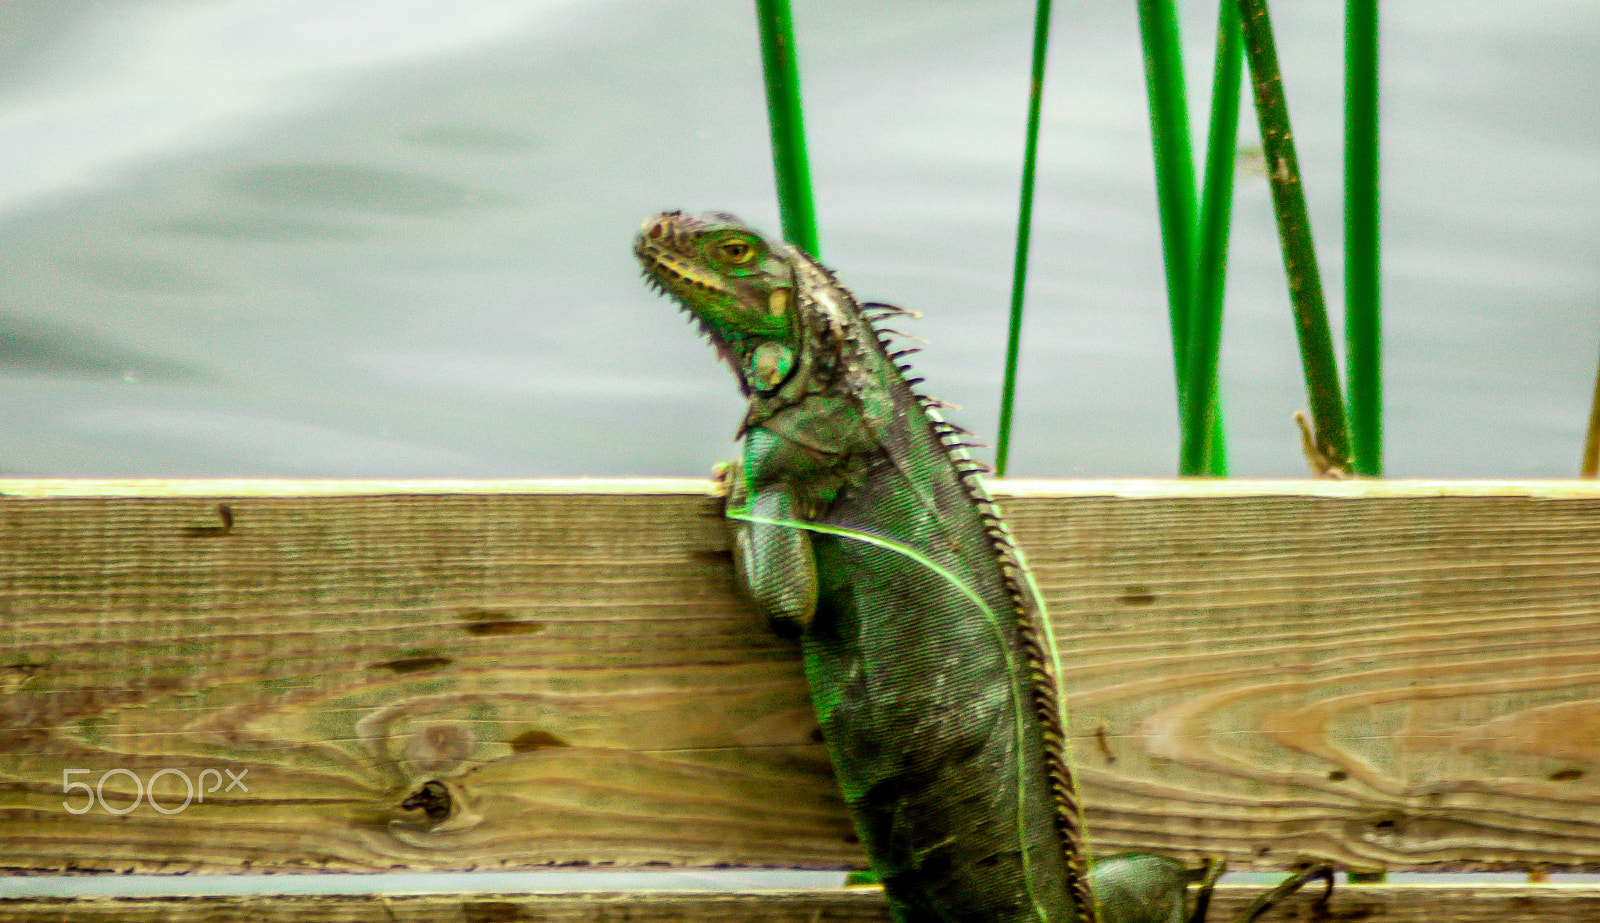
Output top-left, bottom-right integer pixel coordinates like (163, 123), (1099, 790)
(2, 884), (1599, 923)
(0, 480), (842, 874)
(1, 479), (1597, 875)
(1010, 481), (1600, 871)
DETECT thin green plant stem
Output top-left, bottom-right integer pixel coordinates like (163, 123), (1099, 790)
(1583, 334), (1600, 477)
(1344, 0), (1382, 475)
(996, 0), (1054, 477)
(1181, 0), (1243, 477)
(754, 0), (820, 258)
(1136, 0), (1200, 390)
(1235, 0), (1351, 473)
(1137, 0), (1229, 476)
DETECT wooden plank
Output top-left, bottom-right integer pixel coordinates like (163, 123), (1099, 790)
(1, 479), (1597, 874)
(2, 884), (1599, 923)
(1017, 481), (1600, 871)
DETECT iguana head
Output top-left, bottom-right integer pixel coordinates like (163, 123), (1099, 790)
(635, 211), (801, 396)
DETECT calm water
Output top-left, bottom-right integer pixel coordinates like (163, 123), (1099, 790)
(1, 1), (1597, 479)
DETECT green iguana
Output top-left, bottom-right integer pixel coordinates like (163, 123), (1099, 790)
(636, 210), (1329, 923)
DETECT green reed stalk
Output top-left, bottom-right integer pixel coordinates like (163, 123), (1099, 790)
(1344, 0), (1382, 475)
(1583, 337), (1600, 477)
(1181, 1), (1243, 477)
(1236, 0), (1351, 473)
(754, 0), (820, 258)
(995, 0), (1054, 477)
(1138, 0), (1231, 476)
(1136, 0), (1199, 386)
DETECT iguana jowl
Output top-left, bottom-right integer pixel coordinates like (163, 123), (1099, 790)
(637, 210), (1095, 923)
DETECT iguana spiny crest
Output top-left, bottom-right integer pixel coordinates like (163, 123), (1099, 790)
(638, 210), (1094, 922)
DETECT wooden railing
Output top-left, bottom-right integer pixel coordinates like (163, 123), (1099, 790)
(3, 479), (1599, 920)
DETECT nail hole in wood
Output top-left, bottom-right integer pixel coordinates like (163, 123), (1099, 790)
(183, 503), (235, 538)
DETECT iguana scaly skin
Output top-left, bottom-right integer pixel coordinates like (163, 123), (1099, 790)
(636, 211), (1336, 923)
(637, 211), (1095, 923)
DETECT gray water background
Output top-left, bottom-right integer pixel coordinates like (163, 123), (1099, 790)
(3, 0), (1597, 478)
(2, 0), (1597, 898)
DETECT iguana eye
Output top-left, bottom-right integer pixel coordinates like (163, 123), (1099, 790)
(715, 238), (756, 264)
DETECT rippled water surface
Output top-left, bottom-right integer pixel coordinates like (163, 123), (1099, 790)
(2, 0), (1597, 478)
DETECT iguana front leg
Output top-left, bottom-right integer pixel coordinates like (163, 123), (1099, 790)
(723, 430), (819, 639)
